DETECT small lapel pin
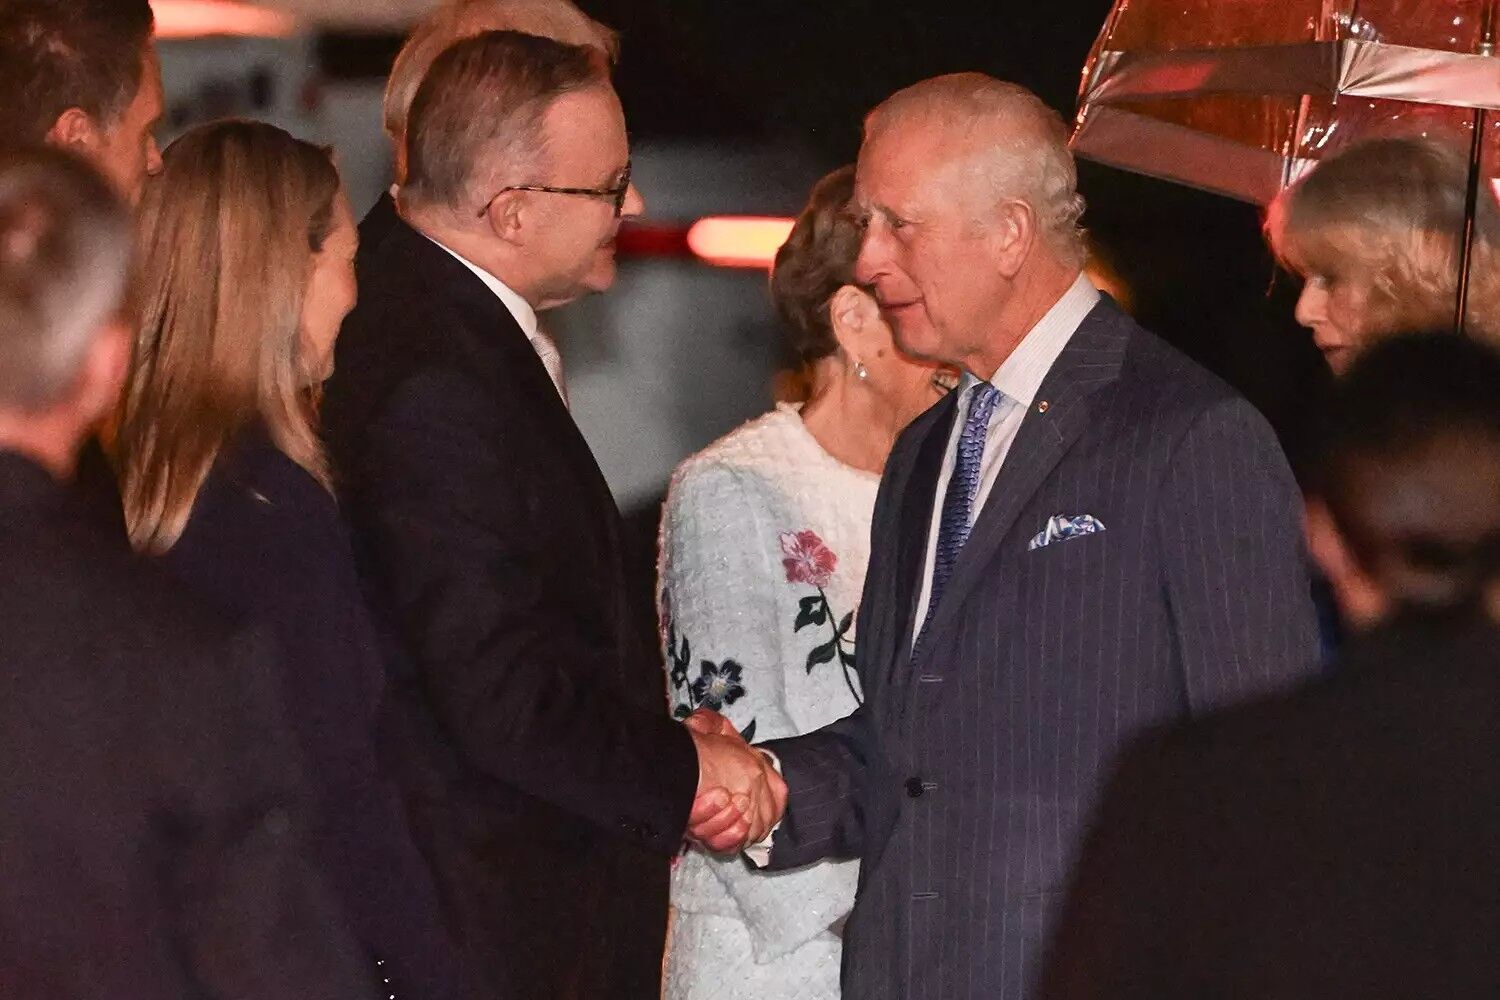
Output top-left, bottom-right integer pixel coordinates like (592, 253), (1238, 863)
(1037, 400), (1051, 413)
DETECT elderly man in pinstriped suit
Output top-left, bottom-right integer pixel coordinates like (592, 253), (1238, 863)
(687, 74), (1321, 999)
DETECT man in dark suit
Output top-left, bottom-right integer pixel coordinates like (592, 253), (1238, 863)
(322, 31), (782, 1000)
(689, 74), (1320, 999)
(1039, 332), (1500, 999)
(358, 0), (618, 258)
(0, 148), (367, 998)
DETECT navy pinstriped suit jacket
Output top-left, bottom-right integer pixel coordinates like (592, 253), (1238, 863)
(762, 298), (1320, 1000)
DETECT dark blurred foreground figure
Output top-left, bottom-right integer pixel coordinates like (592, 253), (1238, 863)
(0, 0), (166, 539)
(115, 121), (472, 999)
(0, 147), (367, 998)
(1040, 332), (1500, 999)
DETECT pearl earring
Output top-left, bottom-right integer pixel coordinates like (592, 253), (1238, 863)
(854, 361), (870, 381)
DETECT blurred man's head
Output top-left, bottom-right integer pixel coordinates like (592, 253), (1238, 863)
(401, 30), (641, 310)
(384, 0), (619, 183)
(1306, 332), (1500, 628)
(852, 74), (1087, 378)
(0, 0), (163, 206)
(0, 148), (134, 477)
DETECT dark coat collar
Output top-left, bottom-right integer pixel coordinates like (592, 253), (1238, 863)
(0, 450), (69, 516)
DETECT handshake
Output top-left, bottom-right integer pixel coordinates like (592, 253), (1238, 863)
(684, 709), (788, 855)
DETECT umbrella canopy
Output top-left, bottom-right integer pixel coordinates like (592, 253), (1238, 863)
(1073, 0), (1500, 205)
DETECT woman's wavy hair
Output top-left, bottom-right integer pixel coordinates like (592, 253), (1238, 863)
(771, 165), (863, 356)
(115, 119), (340, 553)
(1267, 135), (1500, 344)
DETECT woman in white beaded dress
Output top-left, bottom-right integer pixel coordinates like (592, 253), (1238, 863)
(657, 165), (949, 1000)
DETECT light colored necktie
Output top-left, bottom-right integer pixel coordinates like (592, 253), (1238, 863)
(530, 327), (569, 407)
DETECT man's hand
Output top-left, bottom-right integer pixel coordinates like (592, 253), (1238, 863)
(684, 709), (786, 855)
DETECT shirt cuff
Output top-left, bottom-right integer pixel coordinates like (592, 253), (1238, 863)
(743, 748), (782, 868)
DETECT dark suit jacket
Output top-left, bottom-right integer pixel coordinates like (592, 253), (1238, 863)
(1039, 614), (1500, 999)
(357, 191), (399, 265)
(323, 216), (699, 999)
(159, 428), (472, 1000)
(762, 298), (1320, 1000)
(0, 450), (368, 998)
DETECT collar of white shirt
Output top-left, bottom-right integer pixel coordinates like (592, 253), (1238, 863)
(957, 272), (1102, 403)
(422, 234), (541, 344)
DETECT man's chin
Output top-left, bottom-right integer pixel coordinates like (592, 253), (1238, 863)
(581, 255), (618, 294)
(891, 322), (944, 365)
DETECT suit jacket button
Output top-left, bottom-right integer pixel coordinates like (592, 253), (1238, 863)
(905, 777), (925, 799)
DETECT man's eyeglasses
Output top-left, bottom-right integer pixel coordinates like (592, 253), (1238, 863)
(477, 160), (632, 219)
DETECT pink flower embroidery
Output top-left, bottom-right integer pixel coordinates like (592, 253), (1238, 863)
(780, 530), (838, 588)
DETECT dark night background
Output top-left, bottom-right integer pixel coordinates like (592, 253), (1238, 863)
(319, 0), (1331, 461)
(580, 0), (1329, 466)
(322, 0), (1332, 467)
(313, 0), (1335, 646)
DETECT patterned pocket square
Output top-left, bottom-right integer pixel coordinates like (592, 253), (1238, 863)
(1029, 514), (1106, 551)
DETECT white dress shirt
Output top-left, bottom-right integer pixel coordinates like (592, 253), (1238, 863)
(909, 273), (1100, 647)
(424, 235), (569, 405)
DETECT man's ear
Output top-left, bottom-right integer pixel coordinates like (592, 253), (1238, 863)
(992, 200), (1036, 280)
(481, 190), (529, 247)
(45, 109), (104, 159)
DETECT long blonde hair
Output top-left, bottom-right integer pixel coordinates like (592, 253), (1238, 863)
(116, 119), (340, 554)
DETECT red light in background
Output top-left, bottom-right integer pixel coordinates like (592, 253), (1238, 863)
(151, 0), (298, 39)
(686, 217), (796, 269)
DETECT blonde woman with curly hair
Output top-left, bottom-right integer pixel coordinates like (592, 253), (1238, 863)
(1266, 135), (1500, 373)
(116, 119), (469, 999)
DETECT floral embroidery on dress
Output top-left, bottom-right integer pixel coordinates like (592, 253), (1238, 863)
(781, 529), (837, 587)
(666, 624), (758, 743)
(780, 530), (862, 705)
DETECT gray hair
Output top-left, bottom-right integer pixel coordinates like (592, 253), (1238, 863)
(0, 146), (130, 410)
(866, 73), (1087, 267)
(383, 0), (618, 168)
(401, 29), (607, 214)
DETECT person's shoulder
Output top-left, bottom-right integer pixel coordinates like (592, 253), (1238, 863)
(665, 413), (804, 523)
(673, 409), (805, 487)
(8, 510), (249, 669)
(1091, 306), (1277, 455)
(1103, 308), (1240, 415)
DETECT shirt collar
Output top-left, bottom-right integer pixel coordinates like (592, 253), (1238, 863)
(423, 235), (540, 342)
(958, 272), (1100, 406)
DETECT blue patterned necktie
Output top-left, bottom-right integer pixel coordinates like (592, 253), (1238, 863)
(916, 381), (1002, 647)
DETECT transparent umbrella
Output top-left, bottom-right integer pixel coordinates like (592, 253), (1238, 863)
(1072, 0), (1500, 328)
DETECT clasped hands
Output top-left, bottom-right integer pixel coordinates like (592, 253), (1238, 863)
(684, 708), (787, 855)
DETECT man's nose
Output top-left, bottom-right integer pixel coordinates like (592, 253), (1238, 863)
(853, 228), (887, 287)
(620, 182), (645, 220)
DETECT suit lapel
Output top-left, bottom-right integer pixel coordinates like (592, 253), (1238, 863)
(910, 300), (1131, 669)
(397, 222), (622, 519)
(879, 394), (957, 680)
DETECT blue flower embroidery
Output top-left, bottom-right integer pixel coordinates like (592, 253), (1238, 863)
(690, 660), (746, 711)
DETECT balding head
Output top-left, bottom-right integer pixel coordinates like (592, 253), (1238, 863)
(865, 73), (1086, 267)
(852, 75), (1088, 377)
(384, 0), (618, 181)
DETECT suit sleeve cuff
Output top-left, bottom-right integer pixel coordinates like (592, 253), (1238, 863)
(743, 749), (782, 868)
